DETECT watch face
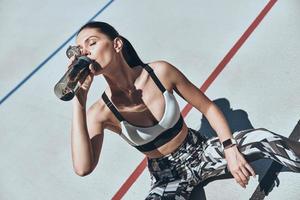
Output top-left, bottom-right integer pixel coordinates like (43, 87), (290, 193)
(223, 139), (233, 147)
(222, 138), (237, 149)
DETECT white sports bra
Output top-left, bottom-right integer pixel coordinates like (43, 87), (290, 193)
(102, 64), (183, 152)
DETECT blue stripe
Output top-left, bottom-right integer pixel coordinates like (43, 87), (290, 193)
(0, 0), (115, 106)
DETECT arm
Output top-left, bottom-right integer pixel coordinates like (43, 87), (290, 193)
(68, 59), (104, 177)
(71, 98), (104, 177)
(160, 61), (256, 188)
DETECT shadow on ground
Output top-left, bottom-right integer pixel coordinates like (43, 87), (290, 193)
(190, 98), (300, 200)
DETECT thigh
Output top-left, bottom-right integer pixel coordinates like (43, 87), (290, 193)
(233, 128), (287, 159)
(201, 128), (282, 159)
(145, 179), (194, 200)
(198, 128), (293, 181)
(234, 128), (300, 171)
(233, 128), (283, 145)
(197, 128), (262, 181)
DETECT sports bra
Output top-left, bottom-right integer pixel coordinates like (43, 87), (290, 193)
(102, 64), (183, 152)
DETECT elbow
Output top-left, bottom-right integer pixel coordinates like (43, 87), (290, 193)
(74, 168), (93, 177)
(72, 158), (99, 177)
(73, 165), (94, 177)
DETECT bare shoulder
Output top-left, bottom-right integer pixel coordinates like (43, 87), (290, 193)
(87, 99), (105, 117)
(87, 97), (122, 135)
(148, 60), (176, 74)
(86, 99), (109, 129)
(147, 60), (184, 88)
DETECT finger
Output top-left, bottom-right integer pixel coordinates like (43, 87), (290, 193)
(237, 170), (248, 187)
(240, 167), (250, 186)
(240, 166), (250, 180)
(245, 163), (256, 178)
(232, 173), (245, 188)
(89, 64), (96, 74)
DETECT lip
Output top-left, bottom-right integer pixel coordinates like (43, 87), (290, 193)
(91, 60), (102, 71)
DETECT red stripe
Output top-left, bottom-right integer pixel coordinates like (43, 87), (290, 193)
(112, 0), (277, 199)
(112, 158), (148, 200)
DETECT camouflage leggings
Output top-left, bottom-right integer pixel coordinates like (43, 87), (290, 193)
(145, 128), (300, 200)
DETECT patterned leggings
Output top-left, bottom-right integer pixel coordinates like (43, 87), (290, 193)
(145, 128), (300, 200)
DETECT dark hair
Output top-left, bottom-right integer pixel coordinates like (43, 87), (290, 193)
(78, 21), (144, 68)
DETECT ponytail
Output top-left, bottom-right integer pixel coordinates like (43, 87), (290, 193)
(119, 36), (144, 68)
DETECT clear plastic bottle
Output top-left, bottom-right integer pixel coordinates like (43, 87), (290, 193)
(54, 46), (92, 101)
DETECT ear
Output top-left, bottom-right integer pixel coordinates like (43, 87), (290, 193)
(113, 37), (123, 53)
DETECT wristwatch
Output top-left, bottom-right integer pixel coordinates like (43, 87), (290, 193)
(222, 138), (237, 150)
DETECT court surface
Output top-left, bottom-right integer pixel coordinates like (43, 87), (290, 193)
(1, 0), (299, 199)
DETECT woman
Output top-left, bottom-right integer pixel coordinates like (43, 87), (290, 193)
(70, 21), (300, 199)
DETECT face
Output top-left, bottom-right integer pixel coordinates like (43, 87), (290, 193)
(75, 28), (121, 75)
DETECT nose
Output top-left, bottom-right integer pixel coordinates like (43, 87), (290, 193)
(80, 48), (91, 56)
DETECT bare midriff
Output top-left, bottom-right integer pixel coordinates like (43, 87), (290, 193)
(142, 122), (189, 159)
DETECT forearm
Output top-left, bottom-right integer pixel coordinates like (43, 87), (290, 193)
(71, 98), (94, 175)
(205, 103), (233, 143)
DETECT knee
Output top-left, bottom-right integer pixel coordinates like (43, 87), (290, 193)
(145, 193), (162, 200)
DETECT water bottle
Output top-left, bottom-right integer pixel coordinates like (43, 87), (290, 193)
(54, 46), (93, 101)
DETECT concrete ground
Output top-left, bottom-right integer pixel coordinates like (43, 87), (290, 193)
(0, 0), (299, 199)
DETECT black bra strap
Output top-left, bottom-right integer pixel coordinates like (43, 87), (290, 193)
(101, 92), (124, 122)
(142, 64), (166, 93)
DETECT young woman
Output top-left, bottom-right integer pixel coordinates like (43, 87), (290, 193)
(69, 21), (300, 199)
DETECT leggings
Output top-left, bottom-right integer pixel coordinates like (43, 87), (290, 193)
(145, 128), (300, 200)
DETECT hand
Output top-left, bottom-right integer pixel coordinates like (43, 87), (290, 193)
(76, 60), (102, 91)
(224, 145), (256, 188)
(67, 56), (95, 106)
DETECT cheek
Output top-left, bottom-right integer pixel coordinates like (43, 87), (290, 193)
(94, 43), (114, 66)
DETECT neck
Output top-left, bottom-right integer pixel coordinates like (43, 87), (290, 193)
(103, 60), (142, 95)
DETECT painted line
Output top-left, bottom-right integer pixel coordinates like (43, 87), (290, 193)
(0, 0), (115, 106)
(111, 0), (277, 199)
(182, 0), (277, 115)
